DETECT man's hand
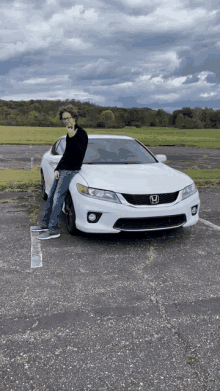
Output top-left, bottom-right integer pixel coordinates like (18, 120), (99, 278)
(54, 170), (60, 180)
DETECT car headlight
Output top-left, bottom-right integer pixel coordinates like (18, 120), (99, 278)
(181, 181), (198, 201)
(77, 183), (121, 204)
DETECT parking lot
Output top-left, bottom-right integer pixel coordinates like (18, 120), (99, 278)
(1, 145), (220, 390)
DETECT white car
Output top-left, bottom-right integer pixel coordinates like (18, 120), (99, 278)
(40, 134), (200, 234)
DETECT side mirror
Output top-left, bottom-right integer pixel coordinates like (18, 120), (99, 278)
(155, 154), (167, 163)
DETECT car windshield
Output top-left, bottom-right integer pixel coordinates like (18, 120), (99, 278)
(58, 138), (157, 164)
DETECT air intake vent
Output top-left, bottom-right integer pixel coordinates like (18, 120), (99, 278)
(114, 214), (186, 231)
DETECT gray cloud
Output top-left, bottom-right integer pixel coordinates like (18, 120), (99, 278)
(1, 0), (220, 112)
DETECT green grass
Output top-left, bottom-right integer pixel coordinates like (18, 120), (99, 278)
(0, 125), (65, 145)
(0, 166), (41, 191)
(1, 125), (220, 149)
(0, 166), (40, 184)
(183, 169), (220, 187)
(182, 169), (220, 180)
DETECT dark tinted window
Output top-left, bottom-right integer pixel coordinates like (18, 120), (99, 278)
(51, 140), (60, 155)
(84, 139), (157, 164)
(56, 139), (66, 155)
(52, 137), (157, 164)
(51, 139), (66, 155)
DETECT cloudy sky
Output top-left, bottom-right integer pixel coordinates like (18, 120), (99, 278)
(1, 0), (220, 112)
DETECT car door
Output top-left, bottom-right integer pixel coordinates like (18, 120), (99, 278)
(44, 138), (66, 193)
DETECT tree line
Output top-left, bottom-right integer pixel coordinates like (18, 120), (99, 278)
(0, 99), (219, 129)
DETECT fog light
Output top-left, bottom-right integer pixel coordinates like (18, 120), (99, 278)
(191, 205), (198, 216)
(87, 212), (102, 223)
(88, 213), (96, 222)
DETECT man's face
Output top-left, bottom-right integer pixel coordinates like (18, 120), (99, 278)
(62, 112), (76, 129)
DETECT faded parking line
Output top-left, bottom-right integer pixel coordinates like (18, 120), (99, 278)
(28, 219), (219, 270)
(199, 218), (220, 231)
(30, 229), (42, 268)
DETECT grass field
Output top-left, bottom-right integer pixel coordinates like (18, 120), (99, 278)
(0, 166), (41, 191)
(1, 125), (220, 149)
(0, 125), (220, 189)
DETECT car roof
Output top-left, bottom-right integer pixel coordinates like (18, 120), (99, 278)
(59, 134), (134, 140)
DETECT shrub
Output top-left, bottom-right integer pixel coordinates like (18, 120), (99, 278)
(135, 122), (142, 128)
(183, 118), (203, 129)
(96, 120), (105, 128)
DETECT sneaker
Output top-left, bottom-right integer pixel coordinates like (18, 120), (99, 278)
(37, 231), (60, 240)
(31, 224), (49, 232)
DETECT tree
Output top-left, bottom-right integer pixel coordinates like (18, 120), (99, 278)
(170, 110), (181, 127)
(192, 107), (202, 119)
(127, 108), (139, 126)
(145, 109), (157, 126)
(0, 98), (205, 129)
(155, 109), (169, 127)
(100, 110), (115, 122)
(135, 122), (142, 128)
(32, 103), (42, 113)
(97, 120), (105, 128)
(200, 108), (214, 128)
(100, 110), (116, 128)
(180, 107), (194, 118)
(183, 118), (203, 129)
(151, 117), (160, 127)
(175, 113), (185, 129)
(114, 111), (125, 128)
(209, 111), (220, 128)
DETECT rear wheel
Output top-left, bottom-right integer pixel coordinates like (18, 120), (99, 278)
(65, 191), (77, 234)
(40, 170), (48, 201)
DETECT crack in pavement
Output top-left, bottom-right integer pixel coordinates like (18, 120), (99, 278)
(135, 246), (216, 390)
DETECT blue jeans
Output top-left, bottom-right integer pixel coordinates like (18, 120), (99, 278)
(42, 170), (79, 233)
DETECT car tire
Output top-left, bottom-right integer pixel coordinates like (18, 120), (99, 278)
(64, 191), (77, 235)
(41, 170), (48, 201)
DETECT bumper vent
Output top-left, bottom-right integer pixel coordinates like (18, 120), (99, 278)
(121, 191), (179, 205)
(113, 214), (186, 231)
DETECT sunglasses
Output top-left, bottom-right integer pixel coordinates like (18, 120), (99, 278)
(62, 116), (76, 121)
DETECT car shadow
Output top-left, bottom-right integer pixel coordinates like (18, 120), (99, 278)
(60, 213), (191, 247)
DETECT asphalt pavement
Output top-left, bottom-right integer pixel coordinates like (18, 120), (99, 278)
(1, 145), (220, 390)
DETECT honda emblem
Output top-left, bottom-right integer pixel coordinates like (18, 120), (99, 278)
(149, 195), (159, 204)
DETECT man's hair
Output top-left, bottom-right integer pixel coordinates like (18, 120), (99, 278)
(58, 104), (78, 123)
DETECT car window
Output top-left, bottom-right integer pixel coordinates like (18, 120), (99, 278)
(51, 138), (66, 155)
(56, 138), (66, 155)
(84, 139), (157, 164)
(51, 140), (60, 155)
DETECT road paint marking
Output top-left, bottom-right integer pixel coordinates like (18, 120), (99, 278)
(199, 218), (220, 231)
(30, 229), (42, 268)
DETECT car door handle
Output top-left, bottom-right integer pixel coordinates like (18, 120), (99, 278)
(48, 160), (58, 167)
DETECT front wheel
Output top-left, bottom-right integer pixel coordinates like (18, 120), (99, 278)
(64, 191), (77, 234)
(40, 170), (48, 201)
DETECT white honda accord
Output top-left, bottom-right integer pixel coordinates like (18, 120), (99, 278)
(40, 134), (200, 234)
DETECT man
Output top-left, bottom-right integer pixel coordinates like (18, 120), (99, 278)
(31, 104), (88, 239)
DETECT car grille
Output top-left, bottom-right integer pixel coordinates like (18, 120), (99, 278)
(113, 214), (187, 231)
(121, 191), (179, 205)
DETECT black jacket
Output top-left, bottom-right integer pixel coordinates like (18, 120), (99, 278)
(55, 125), (88, 171)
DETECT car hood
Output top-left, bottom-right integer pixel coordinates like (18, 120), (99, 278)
(79, 163), (193, 193)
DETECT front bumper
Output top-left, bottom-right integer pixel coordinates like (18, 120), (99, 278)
(71, 188), (200, 234)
